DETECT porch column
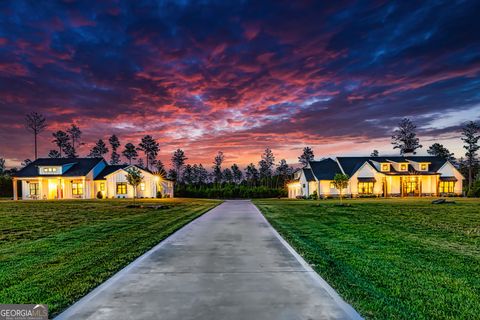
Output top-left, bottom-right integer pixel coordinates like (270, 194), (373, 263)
(38, 178), (43, 200)
(82, 177), (86, 199)
(13, 178), (18, 200)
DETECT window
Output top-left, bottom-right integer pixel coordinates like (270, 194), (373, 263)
(381, 164), (389, 171)
(99, 182), (105, 191)
(140, 182), (145, 191)
(439, 181), (454, 193)
(358, 182), (374, 194)
(420, 164), (427, 171)
(29, 182), (39, 195)
(400, 164), (407, 171)
(117, 182), (127, 194)
(329, 182), (335, 189)
(42, 167), (57, 173)
(72, 182), (83, 195)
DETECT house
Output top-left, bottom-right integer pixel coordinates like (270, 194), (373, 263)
(288, 156), (464, 198)
(12, 158), (174, 200)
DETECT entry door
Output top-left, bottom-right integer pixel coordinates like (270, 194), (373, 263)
(403, 178), (419, 196)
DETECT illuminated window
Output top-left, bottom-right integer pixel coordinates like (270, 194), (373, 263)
(439, 181), (454, 193)
(117, 183), (127, 194)
(140, 182), (145, 191)
(52, 168), (57, 172)
(100, 183), (105, 191)
(358, 182), (374, 194)
(42, 167), (58, 173)
(400, 164), (407, 171)
(420, 164), (427, 171)
(381, 164), (389, 171)
(72, 182), (84, 195)
(29, 183), (39, 195)
(329, 182), (335, 189)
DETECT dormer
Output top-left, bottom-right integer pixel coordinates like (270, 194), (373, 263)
(38, 166), (62, 175)
(38, 162), (76, 175)
(370, 161), (391, 172)
(388, 160), (409, 172)
(407, 160), (430, 172)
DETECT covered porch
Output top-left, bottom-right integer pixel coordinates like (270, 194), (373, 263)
(14, 177), (89, 200)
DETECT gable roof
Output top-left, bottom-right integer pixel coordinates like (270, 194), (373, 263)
(95, 164), (155, 180)
(14, 158), (105, 178)
(95, 164), (129, 180)
(302, 168), (316, 182)
(308, 158), (343, 180)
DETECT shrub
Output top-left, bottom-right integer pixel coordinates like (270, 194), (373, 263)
(156, 191), (162, 198)
(96, 191), (103, 199)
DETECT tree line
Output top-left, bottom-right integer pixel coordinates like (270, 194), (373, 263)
(0, 113), (478, 198)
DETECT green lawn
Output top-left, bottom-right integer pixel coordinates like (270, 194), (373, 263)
(254, 198), (480, 320)
(0, 198), (220, 316)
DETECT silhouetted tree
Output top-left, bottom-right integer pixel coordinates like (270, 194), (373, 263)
(461, 121), (480, 189)
(137, 135), (159, 170)
(231, 164), (243, 184)
(223, 168), (233, 183)
(122, 143), (138, 164)
(167, 168), (177, 181)
(152, 159), (167, 177)
(137, 158), (145, 169)
(21, 159), (32, 167)
(88, 139), (109, 158)
(245, 163), (259, 186)
(52, 130), (70, 157)
(213, 151), (224, 184)
(370, 150), (379, 157)
(66, 124), (82, 157)
(109, 135), (121, 164)
(427, 143), (455, 162)
(194, 164), (209, 184)
(391, 118), (422, 155)
(25, 112), (47, 160)
(0, 158), (5, 175)
(171, 149), (188, 180)
(298, 147), (314, 166)
(48, 150), (61, 158)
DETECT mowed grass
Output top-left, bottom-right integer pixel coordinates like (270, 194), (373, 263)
(254, 198), (480, 320)
(0, 198), (220, 316)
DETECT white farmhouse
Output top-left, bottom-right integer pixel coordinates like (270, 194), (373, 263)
(288, 156), (464, 198)
(12, 158), (174, 200)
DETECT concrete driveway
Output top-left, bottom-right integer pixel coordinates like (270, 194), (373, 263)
(56, 200), (361, 320)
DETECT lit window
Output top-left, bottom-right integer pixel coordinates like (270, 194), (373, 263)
(381, 164), (389, 171)
(358, 182), (374, 194)
(117, 183), (127, 194)
(140, 182), (145, 191)
(329, 182), (335, 189)
(29, 183), (39, 195)
(420, 164), (427, 171)
(439, 181), (454, 193)
(400, 164), (407, 171)
(52, 168), (57, 172)
(72, 182), (84, 195)
(100, 183), (105, 191)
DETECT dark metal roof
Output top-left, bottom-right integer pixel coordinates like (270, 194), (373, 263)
(302, 168), (316, 182)
(308, 158), (343, 180)
(358, 177), (376, 182)
(95, 165), (129, 180)
(337, 156), (448, 176)
(14, 158), (105, 177)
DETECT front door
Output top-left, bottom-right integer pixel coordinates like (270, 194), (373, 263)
(403, 177), (419, 196)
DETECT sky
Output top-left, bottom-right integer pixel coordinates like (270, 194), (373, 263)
(1, 0), (480, 168)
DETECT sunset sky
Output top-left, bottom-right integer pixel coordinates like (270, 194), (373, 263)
(1, 1), (480, 168)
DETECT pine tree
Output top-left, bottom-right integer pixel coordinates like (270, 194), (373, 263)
(122, 143), (138, 164)
(66, 124), (82, 157)
(391, 118), (422, 155)
(461, 121), (480, 189)
(88, 139), (109, 158)
(370, 150), (379, 157)
(231, 164), (243, 184)
(213, 151), (224, 184)
(25, 112), (47, 160)
(52, 131), (70, 157)
(171, 149), (188, 181)
(109, 135), (121, 164)
(427, 143), (455, 162)
(298, 147), (314, 166)
(48, 150), (61, 158)
(137, 135), (159, 170)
